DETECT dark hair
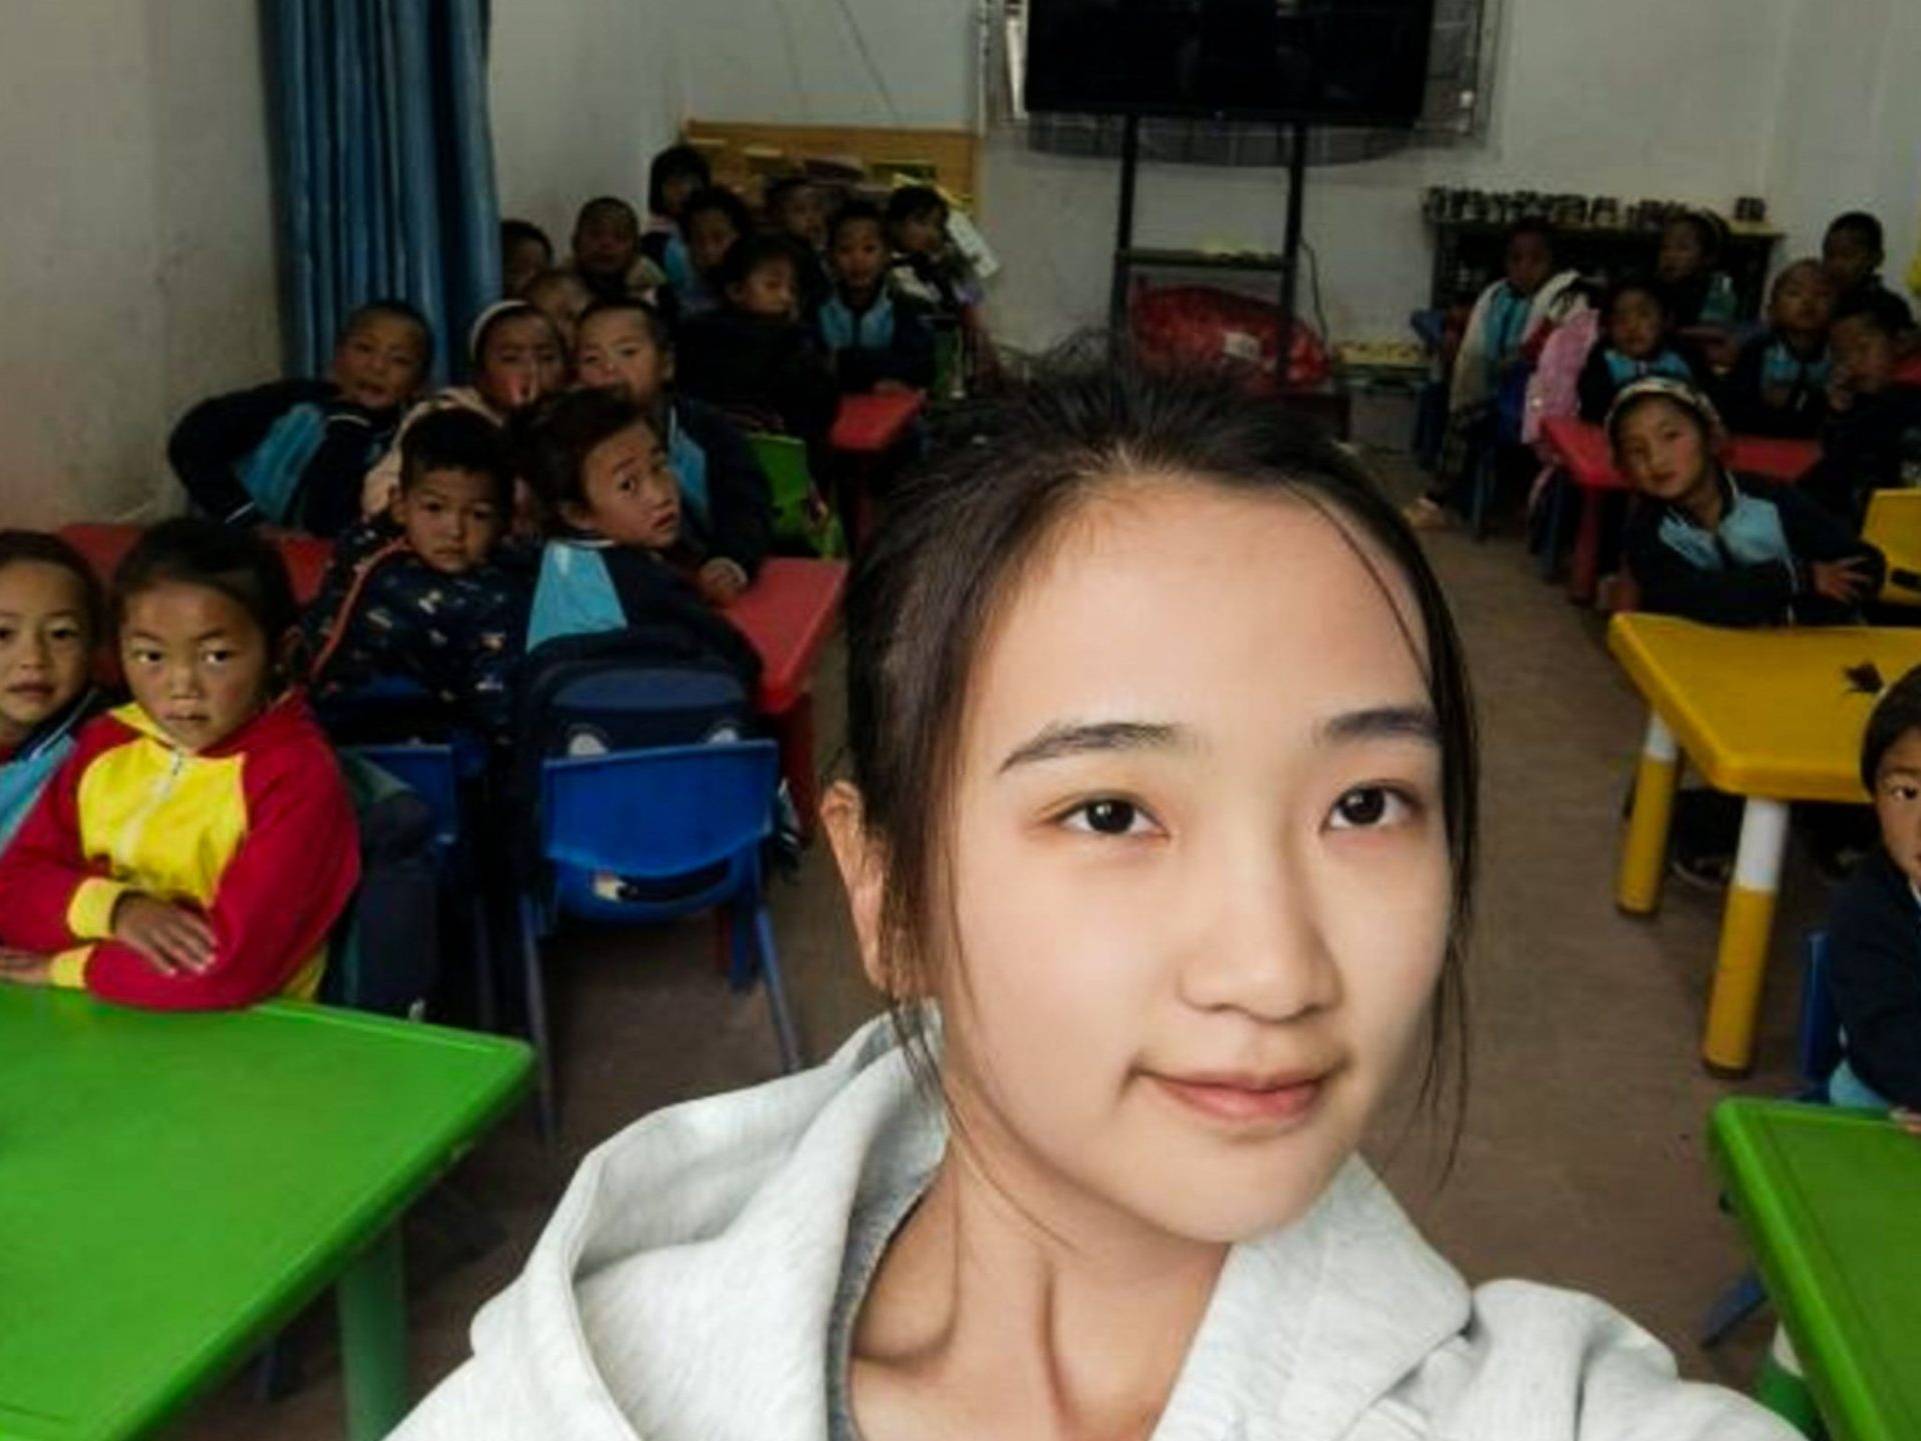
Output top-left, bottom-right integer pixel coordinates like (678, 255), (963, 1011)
(0, 530), (105, 642)
(1504, 216), (1557, 259)
(577, 296), (674, 353)
(472, 299), (561, 368)
(1605, 381), (1719, 451)
(845, 348), (1478, 1147)
(1862, 665), (1921, 791)
(1664, 209), (1725, 263)
(1601, 275), (1671, 323)
(828, 198), (886, 247)
(682, 185), (755, 247)
(648, 144), (713, 217)
(1770, 257), (1832, 300)
(886, 184), (948, 231)
(1833, 286), (1916, 339)
(763, 175), (814, 214)
(715, 233), (805, 294)
(400, 408), (514, 509)
(501, 218), (552, 258)
(1827, 211), (1885, 255)
(520, 388), (658, 525)
(111, 518), (297, 649)
(341, 298), (431, 352)
(575, 196), (640, 234)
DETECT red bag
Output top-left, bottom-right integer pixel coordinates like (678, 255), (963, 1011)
(1129, 282), (1331, 392)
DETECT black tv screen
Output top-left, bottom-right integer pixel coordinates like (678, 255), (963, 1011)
(1024, 0), (1437, 127)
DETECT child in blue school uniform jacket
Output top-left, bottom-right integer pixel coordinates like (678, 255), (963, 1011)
(0, 532), (106, 852)
(817, 201), (935, 395)
(1576, 278), (1703, 423)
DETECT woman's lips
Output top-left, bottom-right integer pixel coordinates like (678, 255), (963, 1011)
(1149, 1070), (1329, 1126)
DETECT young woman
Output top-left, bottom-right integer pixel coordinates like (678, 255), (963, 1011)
(393, 358), (1793, 1440)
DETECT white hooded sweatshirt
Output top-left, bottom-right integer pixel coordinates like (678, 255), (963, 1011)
(394, 1018), (1795, 1441)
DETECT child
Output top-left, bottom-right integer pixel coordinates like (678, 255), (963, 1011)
(574, 299), (773, 602)
(1576, 278), (1701, 422)
(639, 144), (714, 286)
(1822, 211), (1887, 308)
(568, 197), (666, 303)
(303, 409), (528, 743)
(885, 184), (992, 381)
(362, 299), (566, 519)
(763, 175), (833, 313)
(1655, 210), (1736, 327)
(518, 389), (761, 671)
(675, 185), (757, 320)
(1803, 288), (1921, 525)
(1717, 259), (1835, 439)
(170, 299), (431, 538)
(1826, 664), (1921, 1129)
(0, 532), (105, 851)
(523, 269), (596, 359)
(675, 235), (840, 466)
(391, 357), (1790, 1441)
(1407, 218), (1585, 529)
(818, 200), (936, 394)
(0, 520), (358, 1008)
(1613, 378), (1882, 626)
(501, 219), (553, 298)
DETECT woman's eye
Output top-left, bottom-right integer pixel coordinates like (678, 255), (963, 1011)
(1327, 785), (1413, 831)
(1061, 798), (1154, 837)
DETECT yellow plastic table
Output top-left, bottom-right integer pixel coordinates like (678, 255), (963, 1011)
(1609, 614), (1921, 1073)
(1861, 490), (1921, 605)
(0, 988), (531, 1441)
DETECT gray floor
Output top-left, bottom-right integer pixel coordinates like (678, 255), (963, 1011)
(178, 455), (1819, 1437)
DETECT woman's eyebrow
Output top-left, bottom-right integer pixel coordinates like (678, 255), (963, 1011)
(1315, 704), (1441, 747)
(999, 719), (1192, 773)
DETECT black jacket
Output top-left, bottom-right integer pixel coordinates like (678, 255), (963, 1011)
(1716, 332), (1830, 439)
(1624, 469), (1884, 626)
(1802, 384), (1921, 526)
(668, 397), (773, 579)
(814, 289), (936, 394)
(1828, 846), (1921, 1108)
(674, 312), (840, 462)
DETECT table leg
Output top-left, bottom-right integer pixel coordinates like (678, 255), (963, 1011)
(1569, 486), (1603, 604)
(776, 693), (819, 840)
(1617, 711), (1679, 914)
(337, 1226), (407, 1441)
(1704, 797), (1790, 1076)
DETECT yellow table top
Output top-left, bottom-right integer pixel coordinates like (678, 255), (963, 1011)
(1863, 490), (1921, 605)
(1607, 615), (1921, 802)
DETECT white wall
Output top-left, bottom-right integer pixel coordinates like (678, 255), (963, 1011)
(0, 1), (280, 527)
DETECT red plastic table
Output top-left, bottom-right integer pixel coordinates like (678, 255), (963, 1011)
(830, 391), (925, 455)
(58, 522), (334, 605)
(1539, 419), (1820, 604)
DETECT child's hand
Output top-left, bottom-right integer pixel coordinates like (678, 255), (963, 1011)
(1810, 558), (1876, 602)
(1893, 1107), (1921, 1137)
(0, 949), (53, 986)
(696, 558), (750, 606)
(111, 894), (216, 975)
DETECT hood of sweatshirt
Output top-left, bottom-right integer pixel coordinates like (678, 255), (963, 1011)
(394, 1018), (1795, 1441)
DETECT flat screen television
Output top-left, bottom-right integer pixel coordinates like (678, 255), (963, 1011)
(1023, 0), (1438, 128)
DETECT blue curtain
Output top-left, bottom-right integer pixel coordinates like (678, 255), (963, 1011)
(266, 0), (499, 386)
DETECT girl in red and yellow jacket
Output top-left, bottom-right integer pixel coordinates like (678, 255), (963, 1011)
(0, 520), (358, 1009)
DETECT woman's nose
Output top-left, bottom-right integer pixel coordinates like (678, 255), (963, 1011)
(1177, 844), (1339, 1021)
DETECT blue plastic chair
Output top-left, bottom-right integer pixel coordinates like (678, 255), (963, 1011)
(516, 739), (802, 1138)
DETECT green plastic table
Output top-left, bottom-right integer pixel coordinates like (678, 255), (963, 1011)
(0, 988), (531, 1441)
(1710, 1098), (1921, 1441)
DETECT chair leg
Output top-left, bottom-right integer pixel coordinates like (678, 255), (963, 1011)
(1699, 1268), (1769, 1348)
(1468, 447), (1494, 540)
(517, 894), (559, 1142)
(1536, 472), (1566, 581)
(751, 899), (803, 1073)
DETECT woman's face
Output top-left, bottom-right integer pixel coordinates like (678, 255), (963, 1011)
(895, 480), (1452, 1245)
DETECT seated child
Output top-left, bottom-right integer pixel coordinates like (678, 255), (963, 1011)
(170, 299), (431, 538)
(568, 197), (666, 303)
(1576, 277), (1701, 422)
(574, 299), (773, 603)
(1655, 210), (1736, 327)
(0, 532), (105, 852)
(523, 269), (596, 359)
(1827, 663), (1921, 1126)
(763, 176), (833, 313)
(639, 144), (713, 285)
(818, 200), (935, 394)
(362, 299), (566, 519)
(675, 235), (840, 466)
(303, 409), (528, 744)
(674, 185), (756, 321)
(885, 185), (991, 379)
(1803, 288), (1921, 525)
(1717, 259), (1835, 439)
(1614, 378), (1883, 626)
(501, 218), (554, 298)
(1823, 211), (1888, 310)
(0, 520), (358, 1007)
(517, 389), (760, 679)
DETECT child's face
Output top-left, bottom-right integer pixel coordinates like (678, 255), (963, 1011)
(892, 209), (945, 257)
(330, 315), (428, 414)
(660, 172), (701, 220)
(775, 185), (829, 249)
(686, 207), (741, 277)
(568, 420), (681, 550)
(395, 466), (504, 576)
(1616, 398), (1713, 505)
(526, 274), (594, 355)
(0, 561), (93, 745)
(1656, 220), (1706, 284)
(850, 481), (1450, 1244)
(121, 582), (276, 753)
(830, 218), (889, 294)
(1503, 233), (1553, 296)
(476, 314), (565, 413)
(1873, 729), (1921, 890)
(1823, 228), (1881, 293)
(729, 258), (799, 321)
(1831, 314), (1898, 396)
(1771, 264), (1834, 339)
(575, 311), (672, 405)
(503, 236), (552, 298)
(1607, 290), (1667, 360)
(574, 210), (640, 285)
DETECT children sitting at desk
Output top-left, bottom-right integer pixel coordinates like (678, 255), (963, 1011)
(1717, 259), (1834, 439)
(568, 197), (666, 304)
(1802, 288), (1921, 526)
(1576, 277), (1701, 423)
(763, 176), (833, 314)
(170, 299), (431, 538)
(1826, 665), (1921, 1131)
(0, 532), (104, 851)
(885, 185), (990, 378)
(1655, 210), (1736, 328)
(818, 200), (936, 395)
(639, 144), (712, 292)
(0, 520), (359, 1007)
(673, 185), (756, 322)
(574, 299), (772, 604)
(1613, 378), (1883, 627)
